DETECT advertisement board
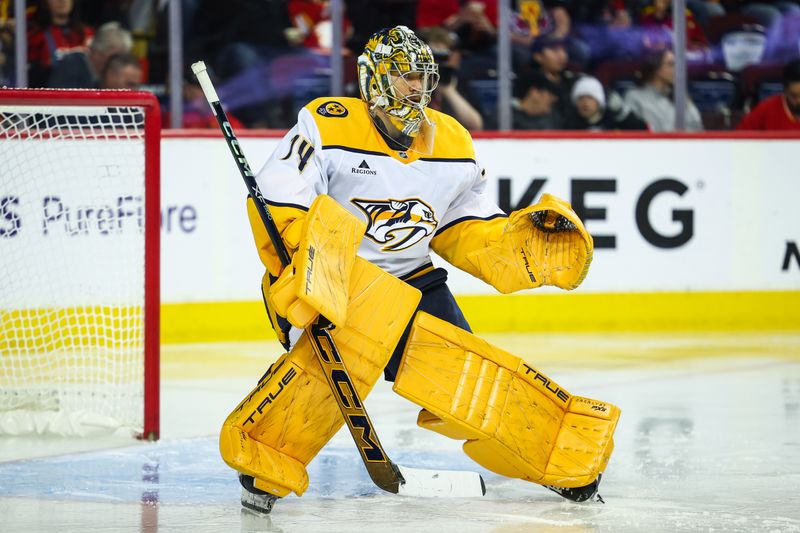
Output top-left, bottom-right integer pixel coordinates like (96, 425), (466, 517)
(6, 132), (795, 337)
(158, 134), (800, 302)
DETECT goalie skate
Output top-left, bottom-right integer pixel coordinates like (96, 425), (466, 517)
(239, 474), (279, 514)
(544, 475), (604, 503)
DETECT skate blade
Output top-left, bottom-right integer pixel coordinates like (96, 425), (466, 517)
(241, 488), (277, 514)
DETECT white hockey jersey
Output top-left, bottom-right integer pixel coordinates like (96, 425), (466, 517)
(252, 97), (505, 280)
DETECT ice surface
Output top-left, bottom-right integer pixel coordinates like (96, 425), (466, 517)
(1, 334), (799, 533)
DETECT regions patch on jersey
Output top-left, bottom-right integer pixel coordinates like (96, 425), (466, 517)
(352, 198), (438, 252)
(316, 101), (349, 118)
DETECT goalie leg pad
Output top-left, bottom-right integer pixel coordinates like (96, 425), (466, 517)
(393, 312), (620, 489)
(220, 257), (421, 497)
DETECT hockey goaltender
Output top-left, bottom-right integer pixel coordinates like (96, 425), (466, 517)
(195, 25), (620, 514)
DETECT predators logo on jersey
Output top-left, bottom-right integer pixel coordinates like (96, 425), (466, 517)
(316, 101), (349, 118)
(352, 198), (437, 252)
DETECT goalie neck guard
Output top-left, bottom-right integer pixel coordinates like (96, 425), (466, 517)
(357, 26), (439, 148)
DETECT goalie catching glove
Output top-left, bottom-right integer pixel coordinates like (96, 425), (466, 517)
(432, 193), (593, 294)
(523, 193), (593, 290)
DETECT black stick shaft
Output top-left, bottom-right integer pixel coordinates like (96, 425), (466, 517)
(191, 61), (404, 494)
(208, 100), (291, 268)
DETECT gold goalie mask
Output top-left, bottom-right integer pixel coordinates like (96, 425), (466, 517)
(357, 25), (440, 152)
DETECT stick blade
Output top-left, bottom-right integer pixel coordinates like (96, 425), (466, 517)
(395, 464), (486, 498)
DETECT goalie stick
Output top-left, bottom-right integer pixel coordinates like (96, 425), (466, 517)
(191, 61), (486, 501)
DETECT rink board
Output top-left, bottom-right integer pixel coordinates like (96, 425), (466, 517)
(7, 132), (797, 339)
(154, 132), (799, 340)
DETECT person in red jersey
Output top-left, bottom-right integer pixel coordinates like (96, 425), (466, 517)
(27, 0), (94, 86)
(738, 59), (800, 131)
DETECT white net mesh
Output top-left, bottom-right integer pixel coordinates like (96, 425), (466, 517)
(0, 100), (149, 437)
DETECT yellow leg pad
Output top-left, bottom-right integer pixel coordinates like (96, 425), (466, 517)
(219, 425), (307, 498)
(393, 312), (620, 490)
(417, 409), (484, 441)
(220, 257), (421, 497)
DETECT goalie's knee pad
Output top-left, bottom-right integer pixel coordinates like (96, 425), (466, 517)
(393, 312), (620, 490)
(220, 256), (421, 497)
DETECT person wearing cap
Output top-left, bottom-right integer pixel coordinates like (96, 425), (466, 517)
(530, 32), (577, 117)
(564, 75), (648, 131)
(512, 68), (564, 129)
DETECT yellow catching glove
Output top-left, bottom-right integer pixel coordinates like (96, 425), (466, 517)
(461, 193), (593, 293)
(517, 193), (593, 290)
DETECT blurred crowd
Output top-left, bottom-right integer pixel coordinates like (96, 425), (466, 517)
(1, 0), (799, 131)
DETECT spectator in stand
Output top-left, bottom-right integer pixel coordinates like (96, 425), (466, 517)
(564, 75), (648, 130)
(48, 21), (132, 88)
(289, 0), (352, 51)
(419, 27), (484, 131)
(187, 0), (301, 81)
(100, 52), (141, 89)
(443, 0), (498, 53)
(417, 0), (460, 30)
(737, 59), (800, 129)
(77, 0), (162, 83)
(624, 49), (704, 131)
(162, 68), (247, 129)
(739, 1), (800, 30)
(344, 0), (418, 53)
(27, 0), (95, 87)
(685, 1), (726, 30)
(0, 0), (13, 85)
(186, 0), (305, 127)
(640, 0), (710, 60)
(566, 0), (639, 27)
(512, 68), (563, 129)
(513, 0), (590, 68)
(566, 0), (645, 66)
(530, 33), (577, 116)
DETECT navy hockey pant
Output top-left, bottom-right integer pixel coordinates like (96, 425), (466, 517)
(383, 267), (472, 382)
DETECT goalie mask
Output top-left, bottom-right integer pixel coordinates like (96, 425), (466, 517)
(357, 26), (439, 144)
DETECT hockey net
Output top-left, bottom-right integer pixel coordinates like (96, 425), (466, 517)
(0, 89), (160, 439)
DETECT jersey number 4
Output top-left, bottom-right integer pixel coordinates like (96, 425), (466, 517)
(280, 134), (315, 173)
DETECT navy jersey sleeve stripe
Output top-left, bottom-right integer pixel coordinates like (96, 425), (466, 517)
(435, 212), (507, 236)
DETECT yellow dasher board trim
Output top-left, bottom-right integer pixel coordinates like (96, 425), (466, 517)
(158, 291), (800, 344)
(457, 290), (800, 332)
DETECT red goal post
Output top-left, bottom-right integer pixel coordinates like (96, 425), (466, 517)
(0, 89), (160, 440)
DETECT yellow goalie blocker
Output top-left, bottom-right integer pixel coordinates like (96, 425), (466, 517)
(394, 312), (620, 491)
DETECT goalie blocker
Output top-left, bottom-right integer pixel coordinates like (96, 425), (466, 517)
(221, 194), (619, 508)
